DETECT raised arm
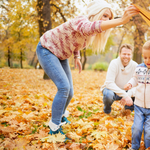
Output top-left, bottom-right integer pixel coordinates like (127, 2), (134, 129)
(100, 5), (139, 31)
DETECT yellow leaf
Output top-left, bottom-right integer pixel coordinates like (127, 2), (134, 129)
(117, 117), (124, 125)
(66, 132), (81, 142)
(133, 4), (150, 26)
(40, 133), (65, 143)
(91, 131), (108, 139)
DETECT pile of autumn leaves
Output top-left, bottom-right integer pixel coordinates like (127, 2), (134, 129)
(0, 69), (146, 150)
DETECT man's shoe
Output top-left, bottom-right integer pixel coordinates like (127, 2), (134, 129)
(124, 105), (134, 112)
(103, 105), (111, 114)
(61, 116), (71, 124)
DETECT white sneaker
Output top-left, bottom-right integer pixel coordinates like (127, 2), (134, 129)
(49, 120), (65, 131)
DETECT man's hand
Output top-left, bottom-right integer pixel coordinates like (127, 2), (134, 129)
(74, 58), (82, 73)
(120, 96), (133, 106)
(124, 83), (132, 90)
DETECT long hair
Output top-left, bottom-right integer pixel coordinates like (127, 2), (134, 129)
(86, 8), (113, 53)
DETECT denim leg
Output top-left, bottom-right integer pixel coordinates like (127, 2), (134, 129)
(60, 59), (74, 113)
(36, 42), (72, 125)
(144, 108), (150, 148)
(132, 105), (145, 150)
(102, 88), (115, 114)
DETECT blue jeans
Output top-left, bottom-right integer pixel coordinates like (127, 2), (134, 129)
(132, 105), (150, 149)
(102, 88), (134, 114)
(36, 42), (73, 125)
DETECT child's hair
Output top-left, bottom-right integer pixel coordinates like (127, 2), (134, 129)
(119, 44), (133, 53)
(86, 8), (114, 53)
(143, 40), (150, 50)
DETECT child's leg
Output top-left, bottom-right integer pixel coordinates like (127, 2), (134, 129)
(131, 105), (145, 149)
(144, 108), (150, 149)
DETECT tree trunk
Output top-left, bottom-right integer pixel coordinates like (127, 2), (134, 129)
(37, 0), (52, 79)
(116, 31), (125, 58)
(80, 51), (82, 63)
(30, 52), (36, 66)
(132, 15), (145, 64)
(43, 72), (50, 79)
(82, 49), (87, 70)
(133, 28), (144, 63)
(20, 48), (23, 68)
(37, 0), (51, 37)
(8, 46), (11, 67)
(132, 0), (147, 64)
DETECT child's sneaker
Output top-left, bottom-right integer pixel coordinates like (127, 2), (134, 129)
(61, 116), (71, 124)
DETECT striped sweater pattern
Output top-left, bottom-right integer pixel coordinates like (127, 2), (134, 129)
(40, 16), (102, 60)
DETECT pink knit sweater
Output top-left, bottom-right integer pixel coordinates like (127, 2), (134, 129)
(40, 16), (102, 60)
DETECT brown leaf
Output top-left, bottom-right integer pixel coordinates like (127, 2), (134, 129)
(106, 142), (119, 150)
(69, 143), (82, 150)
(66, 132), (81, 142)
(0, 125), (14, 134)
(0, 69), (136, 149)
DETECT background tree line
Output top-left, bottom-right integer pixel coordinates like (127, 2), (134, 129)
(0, 0), (150, 73)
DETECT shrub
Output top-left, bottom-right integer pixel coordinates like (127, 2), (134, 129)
(92, 62), (109, 71)
(86, 64), (93, 70)
(13, 63), (20, 68)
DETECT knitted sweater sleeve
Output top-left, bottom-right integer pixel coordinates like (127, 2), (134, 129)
(128, 70), (138, 87)
(71, 16), (102, 36)
(105, 60), (128, 98)
(126, 62), (138, 97)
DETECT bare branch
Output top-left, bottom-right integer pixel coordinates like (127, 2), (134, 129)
(1, 4), (9, 11)
(50, 3), (67, 22)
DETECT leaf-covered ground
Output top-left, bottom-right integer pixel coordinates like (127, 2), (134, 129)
(0, 69), (146, 150)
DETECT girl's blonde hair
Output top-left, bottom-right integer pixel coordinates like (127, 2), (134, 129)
(86, 8), (113, 53)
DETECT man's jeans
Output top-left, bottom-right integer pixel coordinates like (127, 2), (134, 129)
(36, 42), (73, 125)
(102, 88), (134, 114)
(131, 105), (150, 149)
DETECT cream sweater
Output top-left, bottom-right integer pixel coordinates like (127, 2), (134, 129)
(101, 57), (138, 98)
(128, 63), (150, 108)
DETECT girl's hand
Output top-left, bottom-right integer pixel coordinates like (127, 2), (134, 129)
(100, 5), (139, 31)
(74, 58), (82, 73)
(121, 5), (139, 24)
(124, 83), (132, 90)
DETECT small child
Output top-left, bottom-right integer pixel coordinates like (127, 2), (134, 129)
(124, 40), (150, 150)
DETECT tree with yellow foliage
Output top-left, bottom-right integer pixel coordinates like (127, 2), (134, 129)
(0, 0), (38, 68)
